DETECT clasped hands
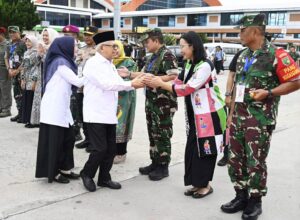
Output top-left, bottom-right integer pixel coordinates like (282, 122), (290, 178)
(117, 67), (163, 89)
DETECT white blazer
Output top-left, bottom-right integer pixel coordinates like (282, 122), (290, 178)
(40, 65), (84, 128)
(83, 52), (133, 124)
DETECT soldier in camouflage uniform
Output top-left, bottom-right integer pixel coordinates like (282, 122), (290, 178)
(220, 14), (300, 220)
(5, 26), (26, 122)
(288, 45), (299, 66)
(136, 28), (179, 181)
(75, 26), (97, 150)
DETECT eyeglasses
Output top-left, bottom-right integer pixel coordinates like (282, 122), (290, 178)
(179, 44), (191, 49)
(103, 44), (119, 50)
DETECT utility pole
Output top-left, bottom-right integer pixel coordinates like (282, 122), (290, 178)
(114, 0), (121, 39)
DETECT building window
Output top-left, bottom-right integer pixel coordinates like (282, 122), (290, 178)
(273, 33), (285, 38)
(70, 14), (91, 27)
(93, 19), (102, 28)
(221, 13), (244, 25)
(49, 0), (68, 6)
(226, 33), (239, 37)
(264, 12), (286, 26)
(294, 34), (300, 39)
(187, 14), (207, 26)
(120, 18), (124, 28)
(133, 16), (148, 29)
(71, 0), (76, 7)
(46, 11), (69, 26)
(83, 0), (88, 8)
(38, 11), (46, 21)
(207, 33), (219, 37)
(110, 18), (113, 28)
(90, 0), (106, 10)
(158, 16), (175, 27)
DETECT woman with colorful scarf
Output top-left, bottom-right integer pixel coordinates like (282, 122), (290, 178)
(113, 40), (137, 164)
(144, 31), (227, 198)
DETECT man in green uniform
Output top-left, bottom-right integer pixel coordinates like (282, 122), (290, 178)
(288, 45), (299, 66)
(118, 28), (179, 180)
(0, 27), (12, 118)
(220, 14), (300, 220)
(75, 26), (97, 150)
(5, 26), (26, 122)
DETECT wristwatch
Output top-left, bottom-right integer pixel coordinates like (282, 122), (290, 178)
(225, 91), (232, 97)
(268, 89), (273, 98)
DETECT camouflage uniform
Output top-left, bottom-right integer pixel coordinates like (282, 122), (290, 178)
(228, 40), (295, 197)
(6, 38), (26, 115)
(143, 45), (178, 165)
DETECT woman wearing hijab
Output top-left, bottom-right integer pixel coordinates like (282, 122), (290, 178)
(113, 40), (138, 164)
(30, 28), (59, 127)
(20, 35), (39, 127)
(144, 31), (227, 198)
(35, 36), (85, 184)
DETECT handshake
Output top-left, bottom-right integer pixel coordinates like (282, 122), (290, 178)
(117, 67), (164, 89)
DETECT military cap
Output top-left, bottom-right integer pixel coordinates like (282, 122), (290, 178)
(83, 26), (98, 35)
(235, 14), (266, 29)
(62, 25), (80, 33)
(93, 31), (115, 45)
(8, 26), (20, 33)
(139, 28), (163, 42)
(0, 27), (6, 34)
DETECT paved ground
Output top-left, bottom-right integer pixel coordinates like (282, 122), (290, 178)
(0, 72), (299, 220)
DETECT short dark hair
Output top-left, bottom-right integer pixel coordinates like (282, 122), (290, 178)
(180, 31), (206, 64)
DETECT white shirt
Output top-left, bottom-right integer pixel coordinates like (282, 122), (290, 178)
(83, 52), (133, 124)
(40, 65), (84, 128)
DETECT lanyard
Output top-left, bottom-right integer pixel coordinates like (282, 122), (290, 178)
(241, 56), (255, 81)
(146, 54), (158, 72)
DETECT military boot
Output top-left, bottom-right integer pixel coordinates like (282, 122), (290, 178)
(217, 155), (228, 166)
(221, 189), (249, 213)
(148, 164), (169, 181)
(139, 162), (157, 175)
(242, 197), (262, 220)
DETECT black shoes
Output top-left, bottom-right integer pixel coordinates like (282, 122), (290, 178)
(25, 123), (39, 128)
(80, 170), (96, 192)
(54, 174), (70, 184)
(97, 180), (122, 190)
(75, 139), (89, 149)
(10, 115), (19, 122)
(217, 155), (228, 166)
(221, 190), (249, 213)
(139, 163), (156, 175)
(60, 171), (80, 179)
(149, 164), (169, 181)
(242, 197), (262, 220)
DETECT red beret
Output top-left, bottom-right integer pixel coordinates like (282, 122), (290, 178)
(0, 27), (6, 34)
(62, 25), (79, 33)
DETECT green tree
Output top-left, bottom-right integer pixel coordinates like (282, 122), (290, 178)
(163, 34), (177, 46)
(0, 0), (40, 32)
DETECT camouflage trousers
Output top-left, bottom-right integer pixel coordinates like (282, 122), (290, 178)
(145, 98), (175, 165)
(12, 76), (22, 112)
(227, 118), (274, 197)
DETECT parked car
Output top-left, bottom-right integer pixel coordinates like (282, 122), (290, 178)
(205, 43), (244, 69)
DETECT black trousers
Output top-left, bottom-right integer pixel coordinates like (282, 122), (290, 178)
(21, 90), (34, 124)
(35, 123), (75, 182)
(116, 142), (128, 155)
(82, 123), (116, 182)
(214, 60), (224, 74)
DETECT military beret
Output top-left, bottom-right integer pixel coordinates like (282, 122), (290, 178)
(8, 26), (20, 33)
(0, 27), (6, 34)
(93, 31), (115, 45)
(83, 26), (98, 35)
(139, 28), (163, 42)
(62, 25), (80, 33)
(235, 14), (266, 29)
